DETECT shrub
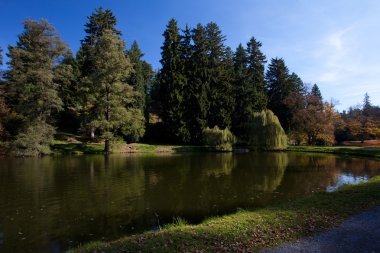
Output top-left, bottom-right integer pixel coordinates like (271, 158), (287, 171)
(121, 108), (146, 143)
(248, 110), (287, 150)
(202, 126), (236, 151)
(10, 121), (55, 157)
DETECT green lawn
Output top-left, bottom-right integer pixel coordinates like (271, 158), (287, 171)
(287, 145), (380, 159)
(51, 142), (213, 155)
(71, 176), (380, 253)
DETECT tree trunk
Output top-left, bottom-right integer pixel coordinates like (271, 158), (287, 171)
(104, 138), (110, 154)
(90, 128), (95, 139)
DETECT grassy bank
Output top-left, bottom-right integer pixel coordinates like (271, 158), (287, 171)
(72, 176), (380, 253)
(52, 142), (214, 155)
(287, 146), (380, 159)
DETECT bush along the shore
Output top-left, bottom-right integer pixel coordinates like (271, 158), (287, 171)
(202, 126), (236, 151)
(10, 121), (55, 157)
(248, 109), (287, 150)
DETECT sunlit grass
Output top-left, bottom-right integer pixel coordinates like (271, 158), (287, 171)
(287, 146), (380, 159)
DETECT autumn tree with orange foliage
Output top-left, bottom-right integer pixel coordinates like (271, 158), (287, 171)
(293, 84), (341, 145)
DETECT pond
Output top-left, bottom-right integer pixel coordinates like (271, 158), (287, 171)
(0, 152), (379, 253)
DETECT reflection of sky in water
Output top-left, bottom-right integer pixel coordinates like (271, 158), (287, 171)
(326, 173), (368, 192)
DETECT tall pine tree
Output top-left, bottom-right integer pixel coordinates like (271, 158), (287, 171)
(265, 58), (292, 131)
(87, 30), (134, 153)
(127, 41), (146, 111)
(77, 7), (123, 138)
(6, 19), (67, 156)
(54, 51), (82, 131)
(157, 19), (190, 143)
(77, 7), (121, 76)
(125, 41), (154, 141)
(6, 19), (66, 123)
(246, 37), (267, 111)
(188, 23), (210, 142)
(232, 37), (267, 139)
(205, 22), (234, 130)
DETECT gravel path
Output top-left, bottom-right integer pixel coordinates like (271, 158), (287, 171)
(262, 206), (380, 253)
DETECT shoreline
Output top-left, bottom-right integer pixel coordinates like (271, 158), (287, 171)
(52, 143), (380, 158)
(1, 141), (379, 158)
(71, 176), (380, 253)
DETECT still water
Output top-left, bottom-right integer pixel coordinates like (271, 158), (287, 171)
(0, 152), (379, 252)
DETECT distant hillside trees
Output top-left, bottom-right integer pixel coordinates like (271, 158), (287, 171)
(336, 93), (380, 143)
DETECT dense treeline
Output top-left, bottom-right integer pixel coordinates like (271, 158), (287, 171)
(0, 8), (379, 156)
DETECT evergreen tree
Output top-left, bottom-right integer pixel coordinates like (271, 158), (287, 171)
(311, 83), (322, 100)
(5, 19), (67, 156)
(127, 41), (146, 110)
(308, 83), (323, 108)
(232, 44), (249, 137)
(125, 41), (154, 141)
(77, 7), (123, 138)
(157, 19), (190, 143)
(363, 92), (371, 112)
(54, 51), (81, 131)
(285, 73), (307, 142)
(246, 37), (267, 111)
(188, 23), (210, 142)
(265, 58), (292, 131)
(180, 25), (193, 69)
(87, 30), (135, 153)
(78, 7), (122, 76)
(232, 37), (267, 139)
(205, 22), (234, 129)
(6, 19), (66, 122)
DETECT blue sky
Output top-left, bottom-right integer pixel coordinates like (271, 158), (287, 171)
(1, 0), (379, 111)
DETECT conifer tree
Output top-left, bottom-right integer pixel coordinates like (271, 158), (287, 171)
(188, 23), (210, 142)
(127, 42), (154, 107)
(206, 22), (234, 129)
(77, 7), (124, 138)
(180, 25), (193, 70)
(77, 7), (121, 75)
(311, 83), (322, 100)
(126, 41), (154, 141)
(232, 43), (249, 137)
(265, 58), (292, 131)
(246, 37), (267, 111)
(232, 37), (267, 139)
(54, 51), (81, 131)
(6, 19), (66, 122)
(87, 30), (135, 153)
(157, 19), (190, 143)
(6, 19), (67, 156)
(127, 41), (146, 110)
(309, 83), (323, 108)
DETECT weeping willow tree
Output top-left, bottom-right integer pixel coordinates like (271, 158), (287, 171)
(202, 126), (236, 151)
(248, 110), (287, 150)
